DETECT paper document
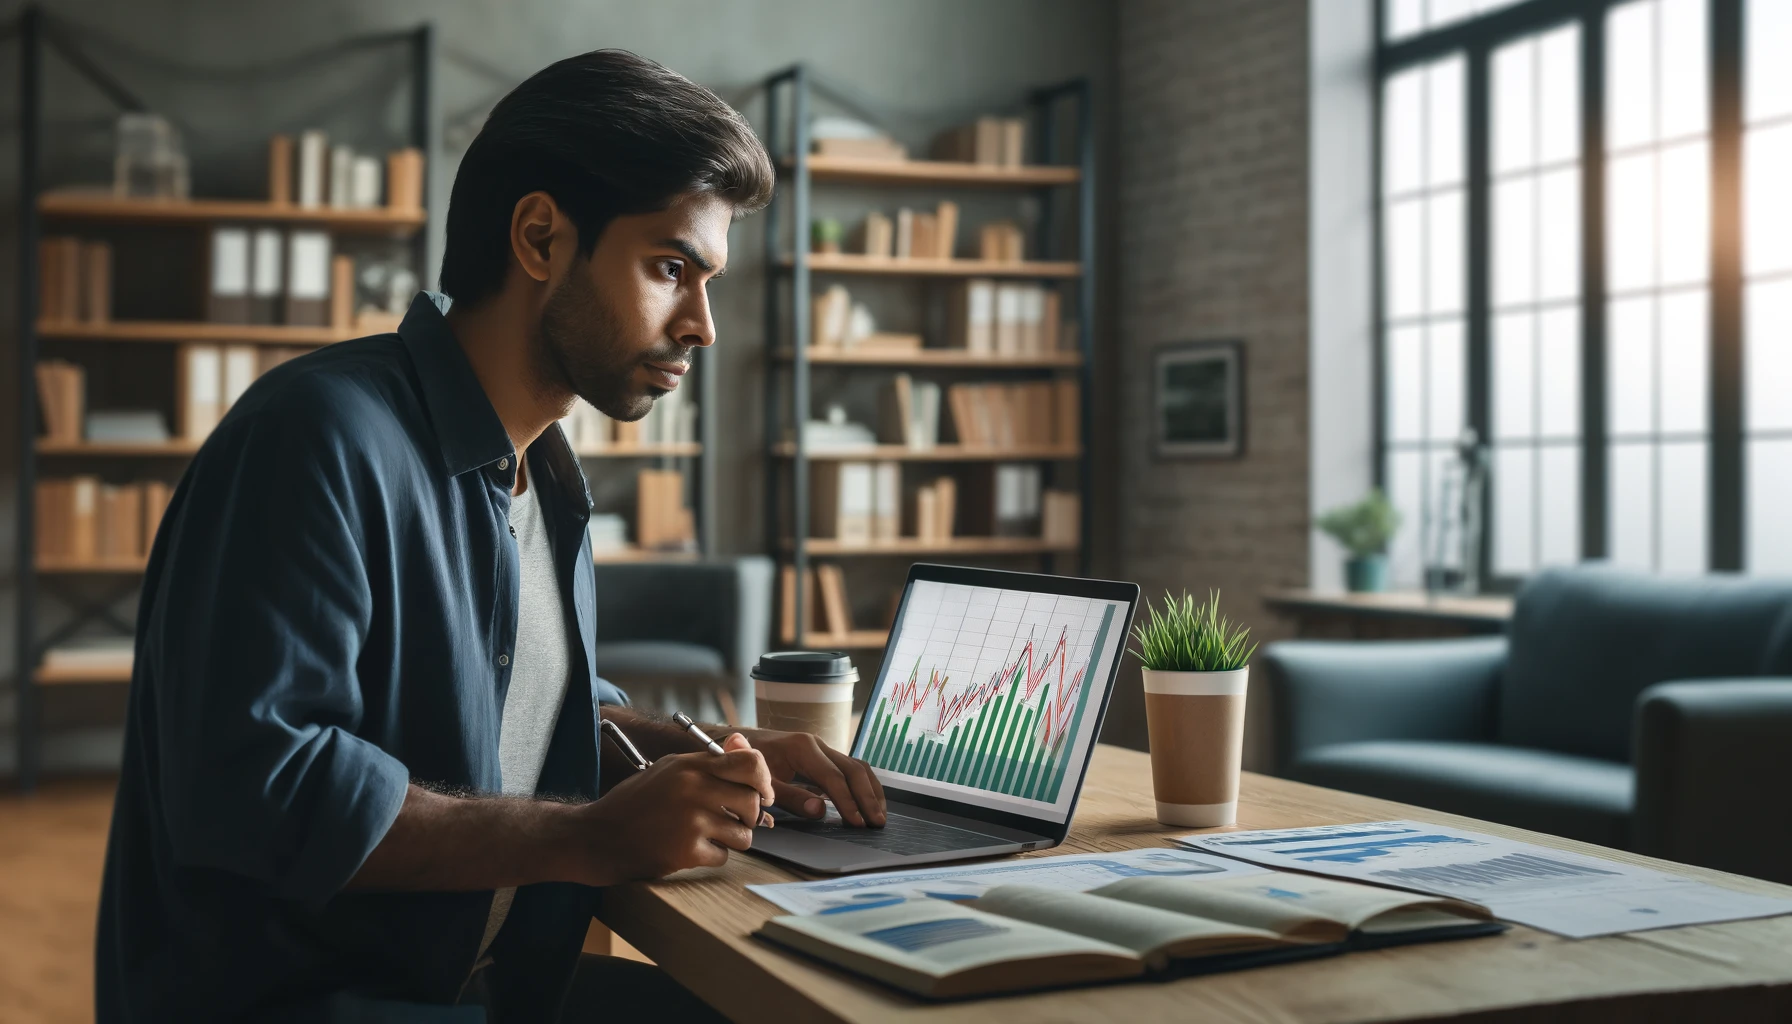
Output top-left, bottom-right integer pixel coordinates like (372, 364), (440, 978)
(748, 847), (1267, 916)
(1176, 820), (1792, 939)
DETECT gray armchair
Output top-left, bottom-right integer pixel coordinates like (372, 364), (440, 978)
(1267, 565), (1792, 883)
(589, 556), (775, 727)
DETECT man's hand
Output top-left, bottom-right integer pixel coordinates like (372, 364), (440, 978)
(566, 733), (776, 885)
(737, 728), (887, 827)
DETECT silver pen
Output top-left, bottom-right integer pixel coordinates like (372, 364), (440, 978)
(672, 712), (773, 827)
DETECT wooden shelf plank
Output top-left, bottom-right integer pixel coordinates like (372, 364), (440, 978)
(790, 537), (1077, 557)
(1262, 588), (1515, 624)
(36, 439), (200, 456)
(785, 253), (1081, 279)
(788, 155), (1080, 188)
(36, 556), (148, 573)
(774, 348), (1082, 369)
(39, 191), (426, 234)
(774, 443), (1079, 462)
(37, 319), (355, 345)
(575, 443), (703, 458)
(35, 662), (133, 686)
(592, 546), (701, 564)
(787, 629), (890, 650)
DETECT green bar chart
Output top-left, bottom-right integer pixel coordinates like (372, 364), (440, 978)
(863, 599), (1116, 805)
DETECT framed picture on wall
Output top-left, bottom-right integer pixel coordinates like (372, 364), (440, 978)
(1154, 340), (1244, 459)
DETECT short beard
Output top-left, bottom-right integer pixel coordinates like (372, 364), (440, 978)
(536, 268), (673, 422)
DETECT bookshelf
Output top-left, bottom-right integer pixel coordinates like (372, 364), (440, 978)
(760, 64), (1095, 655)
(11, 7), (434, 793)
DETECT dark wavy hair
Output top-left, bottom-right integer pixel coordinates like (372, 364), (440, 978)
(439, 49), (773, 305)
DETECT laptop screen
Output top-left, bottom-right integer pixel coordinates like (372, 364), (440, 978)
(851, 575), (1132, 825)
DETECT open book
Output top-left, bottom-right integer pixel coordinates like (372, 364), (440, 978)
(757, 870), (1501, 999)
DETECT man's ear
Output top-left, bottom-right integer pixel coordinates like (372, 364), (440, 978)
(509, 191), (560, 285)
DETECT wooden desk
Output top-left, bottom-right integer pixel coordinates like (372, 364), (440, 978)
(599, 744), (1792, 1023)
(1264, 588), (1513, 640)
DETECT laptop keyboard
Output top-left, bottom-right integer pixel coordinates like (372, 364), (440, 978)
(774, 810), (1010, 856)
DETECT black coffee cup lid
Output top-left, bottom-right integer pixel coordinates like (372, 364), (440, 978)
(752, 650), (857, 683)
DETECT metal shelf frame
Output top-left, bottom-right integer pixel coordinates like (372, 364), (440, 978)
(10, 5), (435, 792)
(758, 64), (1096, 645)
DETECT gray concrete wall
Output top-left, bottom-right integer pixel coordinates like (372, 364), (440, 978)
(1106, 0), (1312, 767)
(0, 0), (1117, 776)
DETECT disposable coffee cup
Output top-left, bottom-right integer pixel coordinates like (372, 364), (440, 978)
(1141, 666), (1249, 827)
(752, 651), (858, 752)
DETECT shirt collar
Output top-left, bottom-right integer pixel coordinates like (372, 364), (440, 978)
(398, 292), (517, 478)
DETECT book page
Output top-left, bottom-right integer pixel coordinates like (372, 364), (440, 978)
(1097, 872), (1484, 939)
(762, 899), (1137, 978)
(977, 884), (1283, 967)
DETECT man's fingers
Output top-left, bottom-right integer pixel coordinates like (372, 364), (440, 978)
(800, 752), (865, 826)
(702, 810), (755, 853)
(832, 751), (887, 826)
(707, 739), (776, 804)
(772, 780), (827, 818)
(691, 773), (765, 833)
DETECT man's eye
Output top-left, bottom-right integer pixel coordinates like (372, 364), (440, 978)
(659, 260), (682, 280)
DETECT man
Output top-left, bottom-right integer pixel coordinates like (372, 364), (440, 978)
(97, 49), (885, 1022)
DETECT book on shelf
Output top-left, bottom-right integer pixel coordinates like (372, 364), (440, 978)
(222, 346), (258, 409)
(35, 360), (86, 442)
(386, 147), (426, 212)
(810, 116), (907, 162)
(177, 345), (224, 441)
(931, 116), (1028, 168)
(943, 380), (1079, 450)
(331, 255), (356, 329)
(206, 227), (251, 323)
(779, 565), (817, 643)
(329, 144), (354, 208)
(285, 230), (332, 326)
(42, 636), (135, 673)
(250, 227), (284, 324)
(978, 220), (1025, 262)
(894, 208), (914, 259)
(143, 481), (172, 549)
(85, 411), (170, 444)
(39, 237), (112, 324)
(859, 212), (893, 258)
(635, 469), (694, 550)
(267, 134), (293, 204)
(95, 483), (144, 560)
(297, 130), (328, 209)
(888, 201), (958, 261)
(911, 475), (957, 542)
(1042, 489), (1081, 546)
(944, 281), (1060, 356)
(816, 564), (854, 637)
(38, 477), (174, 563)
(876, 373), (942, 451)
(810, 461), (874, 545)
(755, 871), (1497, 1000)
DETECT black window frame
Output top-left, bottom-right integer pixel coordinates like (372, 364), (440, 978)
(1375, 0), (1747, 585)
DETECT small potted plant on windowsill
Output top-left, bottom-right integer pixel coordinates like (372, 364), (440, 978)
(1315, 489), (1401, 593)
(1130, 591), (1257, 827)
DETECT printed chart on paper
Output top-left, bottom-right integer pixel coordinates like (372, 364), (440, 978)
(856, 580), (1121, 807)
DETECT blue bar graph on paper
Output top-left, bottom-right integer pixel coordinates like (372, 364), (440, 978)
(1371, 852), (1621, 889)
(1214, 828), (1421, 847)
(1277, 834), (1480, 864)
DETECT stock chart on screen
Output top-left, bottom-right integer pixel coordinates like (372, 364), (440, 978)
(858, 580), (1121, 807)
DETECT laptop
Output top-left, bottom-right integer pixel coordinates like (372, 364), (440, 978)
(750, 563), (1140, 874)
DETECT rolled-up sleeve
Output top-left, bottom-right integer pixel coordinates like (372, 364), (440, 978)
(146, 403), (408, 903)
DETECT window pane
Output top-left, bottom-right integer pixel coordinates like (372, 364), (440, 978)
(1607, 153), (1658, 292)
(1538, 306), (1581, 439)
(1744, 122), (1792, 276)
(1748, 439), (1792, 572)
(1386, 0), (1425, 41)
(1388, 324), (1425, 443)
(1539, 443), (1581, 565)
(1388, 450), (1426, 586)
(1429, 189), (1465, 315)
(1608, 295), (1657, 436)
(1537, 167), (1581, 302)
(1659, 440), (1708, 573)
(1384, 69), (1424, 196)
(1387, 198), (1425, 319)
(1658, 289), (1708, 435)
(1747, 279), (1792, 432)
(1658, 0), (1709, 139)
(1429, 319), (1466, 442)
(1430, 0), (1476, 28)
(1495, 446), (1536, 576)
(1493, 39), (1536, 174)
(1538, 25), (1581, 164)
(1494, 176), (1537, 307)
(1746, 0), (1792, 124)
(1607, 1), (1657, 151)
(1658, 141), (1710, 287)
(1609, 441), (1656, 568)
(1428, 58), (1466, 188)
(1494, 311), (1537, 441)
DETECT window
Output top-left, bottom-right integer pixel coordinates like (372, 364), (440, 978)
(1377, 0), (1766, 583)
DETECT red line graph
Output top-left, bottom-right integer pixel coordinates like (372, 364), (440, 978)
(883, 626), (1092, 751)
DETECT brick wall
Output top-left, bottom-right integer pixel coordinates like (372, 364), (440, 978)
(1103, 0), (1312, 768)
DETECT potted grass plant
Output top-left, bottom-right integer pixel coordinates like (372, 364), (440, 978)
(1129, 591), (1256, 827)
(1315, 488), (1401, 593)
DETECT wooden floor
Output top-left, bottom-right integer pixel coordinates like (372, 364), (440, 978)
(0, 778), (647, 1024)
(0, 779), (115, 1024)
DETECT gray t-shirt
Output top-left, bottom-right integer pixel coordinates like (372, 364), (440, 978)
(476, 471), (572, 960)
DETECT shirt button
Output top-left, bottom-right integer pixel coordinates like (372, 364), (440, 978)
(497, 457), (509, 470)
(498, 654), (510, 667)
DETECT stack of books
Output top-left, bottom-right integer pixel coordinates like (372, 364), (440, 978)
(269, 131), (423, 212)
(945, 281), (1063, 355)
(36, 477), (172, 563)
(779, 564), (857, 642)
(34, 360), (86, 442)
(877, 374), (943, 451)
(175, 344), (302, 442)
(946, 380), (1080, 450)
(205, 226), (340, 328)
(38, 237), (111, 323)
(857, 202), (958, 260)
(978, 221), (1025, 262)
(932, 116), (1029, 167)
(911, 476), (958, 543)
(810, 462), (901, 546)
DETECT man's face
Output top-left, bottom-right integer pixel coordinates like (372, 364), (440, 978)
(536, 192), (731, 421)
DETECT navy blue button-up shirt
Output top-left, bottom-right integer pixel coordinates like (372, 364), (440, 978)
(97, 293), (628, 1022)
